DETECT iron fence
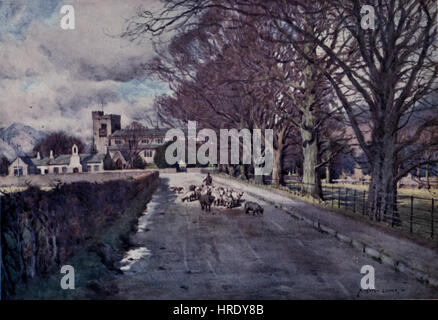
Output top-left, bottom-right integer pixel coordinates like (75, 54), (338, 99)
(205, 168), (437, 241)
(285, 181), (437, 241)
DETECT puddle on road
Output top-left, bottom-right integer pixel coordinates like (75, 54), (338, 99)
(119, 180), (175, 273)
(120, 247), (151, 271)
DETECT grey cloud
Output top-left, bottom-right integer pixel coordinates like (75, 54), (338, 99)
(0, 0), (164, 139)
(0, 68), (18, 80)
(75, 57), (148, 83)
(56, 88), (121, 115)
(25, 68), (38, 77)
(39, 44), (52, 58)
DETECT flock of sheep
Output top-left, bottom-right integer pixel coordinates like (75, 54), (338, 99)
(170, 183), (264, 215)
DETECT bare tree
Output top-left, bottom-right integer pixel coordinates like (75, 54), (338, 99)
(274, 0), (438, 222)
(124, 121), (147, 168)
(139, 5), (345, 195)
(33, 131), (85, 157)
(122, 0), (437, 212)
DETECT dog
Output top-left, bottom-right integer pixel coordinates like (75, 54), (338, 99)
(170, 186), (184, 194)
(244, 201), (264, 216)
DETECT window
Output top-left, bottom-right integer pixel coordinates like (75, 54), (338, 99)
(54, 167), (59, 174)
(94, 165), (99, 172)
(156, 138), (163, 144)
(99, 123), (107, 137)
(144, 150), (153, 158)
(141, 139), (150, 144)
(44, 169), (48, 174)
(14, 166), (23, 176)
(62, 167), (67, 173)
(87, 165), (91, 172)
(115, 139), (123, 145)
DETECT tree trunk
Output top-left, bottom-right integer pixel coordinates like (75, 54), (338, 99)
(297, 43), (323, 200)
(238, 164), (248, 180)
(254, 163), (265, 184)
(325, 165), (330, 183)
(272, 149), (283, 186)
(254, 174), (265, 185)
(228, 164), (237, 177)
(301, 135), (323, 199)
(367, 138), (400, 226)
(299, 88), (323, 200)
(426, 164), (430, 190)
(272, 127), (286, 187)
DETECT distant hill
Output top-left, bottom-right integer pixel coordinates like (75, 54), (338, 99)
(0, 123), (47, 160)
(0, 138), (16, 160)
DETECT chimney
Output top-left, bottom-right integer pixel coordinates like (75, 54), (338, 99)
(49, 150), (54, 159)
(36, 152), (41, 160)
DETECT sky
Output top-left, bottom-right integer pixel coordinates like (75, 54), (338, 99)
(0, 0), (168, 141)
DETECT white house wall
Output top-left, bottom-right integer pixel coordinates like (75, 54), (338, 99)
(8, 158), (29, 177)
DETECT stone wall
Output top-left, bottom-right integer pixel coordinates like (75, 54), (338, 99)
(1, 171), (159, 298)
(0, 170), (155, 187)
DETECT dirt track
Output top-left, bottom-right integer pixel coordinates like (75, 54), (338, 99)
(109, 173), (438, 299)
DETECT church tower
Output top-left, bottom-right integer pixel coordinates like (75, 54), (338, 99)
(92, 111), (121, 154)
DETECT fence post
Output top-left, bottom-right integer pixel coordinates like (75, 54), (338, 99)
(410, 195), (414, 234)
(0, 195), (2, 300)
(331, 186), (334, 207)
(431, 198), (434, 239)
(362, 190), (366, 216)
(353, 190), (356, 213)
(338, 188), (341, 208)
(345, 188), (349, 210)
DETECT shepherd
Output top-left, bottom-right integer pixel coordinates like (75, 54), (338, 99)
(203, 172), (212, 186)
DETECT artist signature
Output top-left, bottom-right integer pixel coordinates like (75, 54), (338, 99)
(357, 288), (406, 297)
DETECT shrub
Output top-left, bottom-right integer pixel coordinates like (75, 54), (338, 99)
(0, 155), (9, 175)
(1, 172), (159, 298)
(153, 141), (175, 169)
(103, 155), (116, 170)
(133, 155), (147, 169)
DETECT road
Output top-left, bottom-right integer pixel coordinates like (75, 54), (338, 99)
(109, 173), (437, 299)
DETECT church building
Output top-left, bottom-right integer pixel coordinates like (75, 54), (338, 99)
(92, 111), (168, 168)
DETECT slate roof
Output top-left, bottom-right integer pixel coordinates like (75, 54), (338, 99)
(49, 155), (71, 165)
(12, 156), (37, 168)
(25, 153), (105, 167)
(109, 149), (130, 163)
(31, 157), (51, 166)
(107, 145), (161, 151)
(80, 153), (106, 164)
(110, 128), (169, 138)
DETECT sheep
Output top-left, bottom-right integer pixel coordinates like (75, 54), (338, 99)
(211, 189), (222, 206)
(185, 181), (246, 210)
(231, 191), (244, 203)
(222, 193), (235, 208)
(182, 191), (197, 202)
(231, 191), (243, 206)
